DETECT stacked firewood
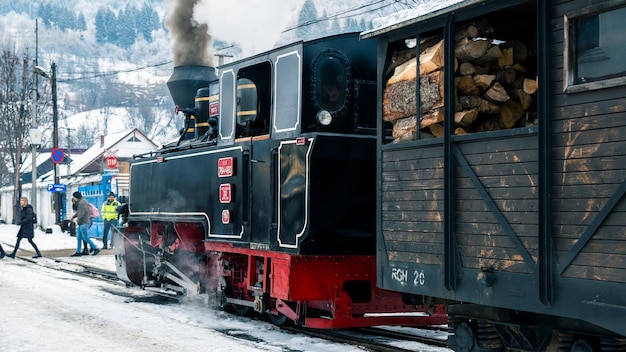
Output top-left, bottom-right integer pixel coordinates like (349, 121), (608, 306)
(383, 23), (537, 143)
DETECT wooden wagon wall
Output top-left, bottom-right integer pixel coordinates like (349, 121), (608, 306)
(551, 0), (626, 284)
(381, 143), (445, 266)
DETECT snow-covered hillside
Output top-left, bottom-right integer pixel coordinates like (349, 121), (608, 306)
(0, 0), (438, 149)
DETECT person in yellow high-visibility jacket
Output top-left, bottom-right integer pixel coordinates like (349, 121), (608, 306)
(101, 192), (121, 249)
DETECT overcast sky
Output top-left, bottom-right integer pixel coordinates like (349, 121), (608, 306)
(196, 0), (305, 57)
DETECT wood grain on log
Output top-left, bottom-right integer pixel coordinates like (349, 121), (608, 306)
(485, 82), (510, 103)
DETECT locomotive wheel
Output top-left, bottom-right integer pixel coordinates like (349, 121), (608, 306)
(231, 304), (252, 317)
(454, 322), (476, 352)
(267, 311), (288, 326)
(267, 298), (290, 326)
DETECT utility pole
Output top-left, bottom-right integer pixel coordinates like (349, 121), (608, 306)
(30, 59), (39, 213)
(52, 62), (60, 223)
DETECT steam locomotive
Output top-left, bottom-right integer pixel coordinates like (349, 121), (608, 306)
(366, 0), (626, 351)
(115, 33), (447, 328)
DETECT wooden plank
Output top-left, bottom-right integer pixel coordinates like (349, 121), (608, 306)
(454, 198), (538, 213)
(387, 251), (442, 265)
(462, 148), (537, 165)
(455, 185), (538, 199)
(552, 155), (626, 172)
(555, 238), (626, 255)
(561, 264), (626, 283)
(455, 210), (538, 225)
(457, 135), (538, 155)
(382, 210), (446, 222)
(552, 142), (626, 160)
(456, 222), (539, 239)
(553, 224), (626, 240)
(381, 200), (444, 212)
(382, 188), (444, 201)
(456, 175), (538, 189)
(552, 99), (626, 123)
(381, 231), (444, 244)
(382, 179), (444, 192)
(461, 257), (534, 273)
(552, 184), (624, 198)
(382, 220), (443, 234)
(382, 144), (443, 162)
(552, 211), (625, 227)
(551, 170), (625, 186)
(457, 232), (538, 250)
(385, 241), (443, 255)
(557, 250), (626, 270)
(552, 124), (626, 146)
(383, 156), (444, 172)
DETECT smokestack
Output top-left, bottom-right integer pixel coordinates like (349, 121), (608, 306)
(165, 0), (219, 142)
(167, 65), (217, 110)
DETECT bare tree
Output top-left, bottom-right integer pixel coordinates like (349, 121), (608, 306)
(0, 47), (33, 223)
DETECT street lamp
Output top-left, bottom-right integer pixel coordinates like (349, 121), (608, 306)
(34, 62), (60, 224)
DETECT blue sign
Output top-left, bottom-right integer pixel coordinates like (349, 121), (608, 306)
(47, 184), (66, 193)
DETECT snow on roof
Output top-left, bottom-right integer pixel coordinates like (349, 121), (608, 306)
(361, 0), (470, 39)
(69, 129), (158, 174)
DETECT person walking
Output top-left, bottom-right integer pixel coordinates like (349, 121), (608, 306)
(70, 191), (100, 257)
(0, 243), (6, 258)
(101, 192), (121, 249)
(7, 197), (42, 259)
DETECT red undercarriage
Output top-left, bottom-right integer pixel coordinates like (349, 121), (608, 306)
(121, 222), (447, 329)
(203, 242), (447, 329)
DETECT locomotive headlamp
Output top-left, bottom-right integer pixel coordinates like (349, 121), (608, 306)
(316, 110), (332, 126)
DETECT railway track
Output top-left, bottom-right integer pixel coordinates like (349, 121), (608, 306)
(5, 250), (451, 351)
(283, 324), (450, 351)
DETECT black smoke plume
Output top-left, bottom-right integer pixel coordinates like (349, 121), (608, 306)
(165, 0), (214, 67)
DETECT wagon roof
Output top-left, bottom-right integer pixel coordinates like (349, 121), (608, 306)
(361, 0), (477, 39)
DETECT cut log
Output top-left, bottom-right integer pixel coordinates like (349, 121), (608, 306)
(455, 38), (490, 62)
(455, 127), (468, 135)
(498, 100), (525, 129)
(473, 45), (503, 65)
(498, 47), (514, 67)
(455, 108), (479, 126)
(459, 62), (476, 76)
(392, 115), (417, 140)
(495, 67), (517, 86)
(419, 39), (445, 76)
(473, 74), (496, 91)
(383, 70), (443, 122)
(456, 76), (479, 96)
(386, 39), (445, 86)
(484, 82), (510, 103)
(523, 78), (538, 94)
(420, 107), (444, 128)
(386, 48), (416, 75)
(518, 89), (532, 110)
(383, 80), (415, 122)
(455, 24), (479, 42)
(430, 123), (444, 138)
(458, 95), (500, 114)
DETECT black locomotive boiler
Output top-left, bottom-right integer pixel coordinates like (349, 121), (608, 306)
(366, 0), (626, 351)
(115, 33), (447, 328)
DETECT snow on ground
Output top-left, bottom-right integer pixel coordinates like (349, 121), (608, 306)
(0, 224), (451, 351)
(0, 224), (360, 351)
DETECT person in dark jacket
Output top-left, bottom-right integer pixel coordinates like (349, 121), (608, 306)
(7, 197), (42, 259)
(70, 191), (100, 257)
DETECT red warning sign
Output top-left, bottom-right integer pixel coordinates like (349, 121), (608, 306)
(219, 184), (231, 203)
(218, 157), (234, 177)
